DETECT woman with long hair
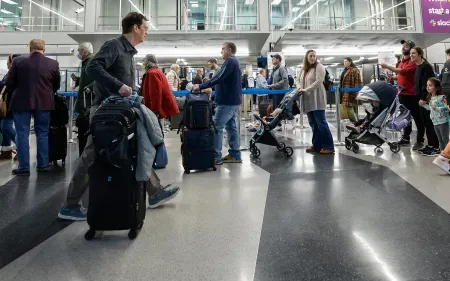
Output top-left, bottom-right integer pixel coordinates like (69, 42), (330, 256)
(340, 57), (363, 123)
(0, 54), (19, 160)
(296, 50), (334, 154)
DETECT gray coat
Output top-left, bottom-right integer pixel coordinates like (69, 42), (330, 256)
(272, 65), (289, 89)
(296, 63), (327, 113)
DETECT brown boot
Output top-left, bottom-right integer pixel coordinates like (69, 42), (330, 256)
(0, 150), (13, 160)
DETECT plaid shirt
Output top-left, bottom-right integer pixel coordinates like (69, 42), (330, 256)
(340, 67), (363, 106)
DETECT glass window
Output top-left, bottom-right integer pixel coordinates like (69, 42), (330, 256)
(270, 0), (414, 31)
(0, 0), (84, 32)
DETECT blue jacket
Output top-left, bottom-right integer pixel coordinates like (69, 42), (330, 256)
(199, 56), (242, 106)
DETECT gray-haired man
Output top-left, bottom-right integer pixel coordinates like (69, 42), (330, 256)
(73, 42), (94, 114)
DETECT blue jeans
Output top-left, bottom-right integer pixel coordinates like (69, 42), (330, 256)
(213, 105), (241, 161)
(307, 110), (334, 151)
(1, 118), (16, 146)
(14, 111), (50, 171)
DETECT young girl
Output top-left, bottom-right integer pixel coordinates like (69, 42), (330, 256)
(420, 78), (449, 151)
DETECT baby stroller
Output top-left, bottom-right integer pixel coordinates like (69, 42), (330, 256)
(249, 89), (300, 158)
(345, 82), (411, 154)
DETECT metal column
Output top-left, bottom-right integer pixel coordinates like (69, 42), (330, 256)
(334, 88), (344, 146)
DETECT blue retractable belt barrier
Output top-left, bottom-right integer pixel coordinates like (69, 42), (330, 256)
(57, 91), (78, 97)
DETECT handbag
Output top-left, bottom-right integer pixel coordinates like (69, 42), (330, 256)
(0, 86), (7, 118)
(339, 104), (349, 120)
(153, 143), (168, 169)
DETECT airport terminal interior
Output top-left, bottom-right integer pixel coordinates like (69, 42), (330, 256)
(1, 0), (450, 280)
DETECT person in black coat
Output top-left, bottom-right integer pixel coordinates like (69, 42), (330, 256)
(6, 39), (61, 175)
(0, 54), (20, 160)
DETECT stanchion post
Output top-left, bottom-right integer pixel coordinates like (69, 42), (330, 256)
(334, 88), (345, 146)
(237, 107), (248, 151)
(294, 92), (307, 129)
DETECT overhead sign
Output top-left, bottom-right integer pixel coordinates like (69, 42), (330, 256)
(421, 0), (450, 33)
(267, 52), (286, 69)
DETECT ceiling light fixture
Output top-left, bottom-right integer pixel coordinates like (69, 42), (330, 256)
(271, 0), (282, 5)
(29, 0), (83, 27)
(2, 0), (18, 4)
(292, 7), (300, 12)
(0, 9), (14, 14)
(339, 0), (410, 30)
(75, 7), (84, 13)
(323, 57), (335, 61)
(367, 56), (378, 60)
(192, 3), (199, 7)
(244, 0), (254, 4)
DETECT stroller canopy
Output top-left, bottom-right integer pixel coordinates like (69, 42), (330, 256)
(356, 81), (397, 106)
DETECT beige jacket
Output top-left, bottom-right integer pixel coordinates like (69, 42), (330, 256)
(296, 63), (327, 113)
(166, 70), (179, 91)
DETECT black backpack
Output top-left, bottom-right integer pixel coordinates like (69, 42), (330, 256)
(180, 91), (213, 130)
(50, 94), (69, 127)
(89, 100), (136, 167)
(323, 69), (332, 91)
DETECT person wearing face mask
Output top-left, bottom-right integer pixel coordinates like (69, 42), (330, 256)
(340, 57), (363, 123)
(381, 40), (424, 150)
(296, 50), (334, 154)
(72, 42), (94, 115)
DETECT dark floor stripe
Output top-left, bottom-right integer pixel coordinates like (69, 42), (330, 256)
(0, 147), (83, 269)
(251, 146), (450, 281)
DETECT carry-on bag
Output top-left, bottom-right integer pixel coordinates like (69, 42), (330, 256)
(49, 94), (69, 166)
(49, 126), (67, 166)
(85, 100), (146, 240)
(181, 127), (216, 174)
(181, 91), (213, 130)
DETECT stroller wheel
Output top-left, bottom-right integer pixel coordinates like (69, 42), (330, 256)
(283, 147), (294, 157)
(277, 142), (286, 151)
(251, 147), (261, 158)
(345, 139), (352, 150)
(389, 143), (401, 153)
(352, 143), (360, 153)
(374, 147), (384, 154)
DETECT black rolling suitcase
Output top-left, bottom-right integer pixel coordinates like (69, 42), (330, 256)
(181, 127), (216, 174)
(84, 100), (146, 240)
(49, 94), (69, 166)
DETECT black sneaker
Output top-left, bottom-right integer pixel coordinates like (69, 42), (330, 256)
(37, 166), (52, 172)
(418, 146), (433, 154)
(398, 139), (411, 146)
(12, 169), (30, 176)
(422, 148), (440, 157)
(412, 142), (424, 151)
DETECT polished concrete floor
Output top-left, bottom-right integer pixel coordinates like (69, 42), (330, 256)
(1, 113), (450, 281)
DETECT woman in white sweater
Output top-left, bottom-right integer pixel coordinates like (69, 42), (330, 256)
(166, 64), (180, 91)
(296, 50), (334, 154)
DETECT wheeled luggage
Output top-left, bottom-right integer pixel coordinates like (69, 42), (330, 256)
(49, 94), (69, 166)
(85, 100), (146, 240)
(49, 126), (67, 165)
(182, 91), (212, 130)
(181, 127), (216, 174)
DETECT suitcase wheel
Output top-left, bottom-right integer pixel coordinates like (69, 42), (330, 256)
(213, 167), (217, 171)
(62, 160), (65, 166)
(52, 161), (58, 166)
(128, 229), (139, 240)
(85, 228), (96, 241)
(184, 169), (190, 174)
